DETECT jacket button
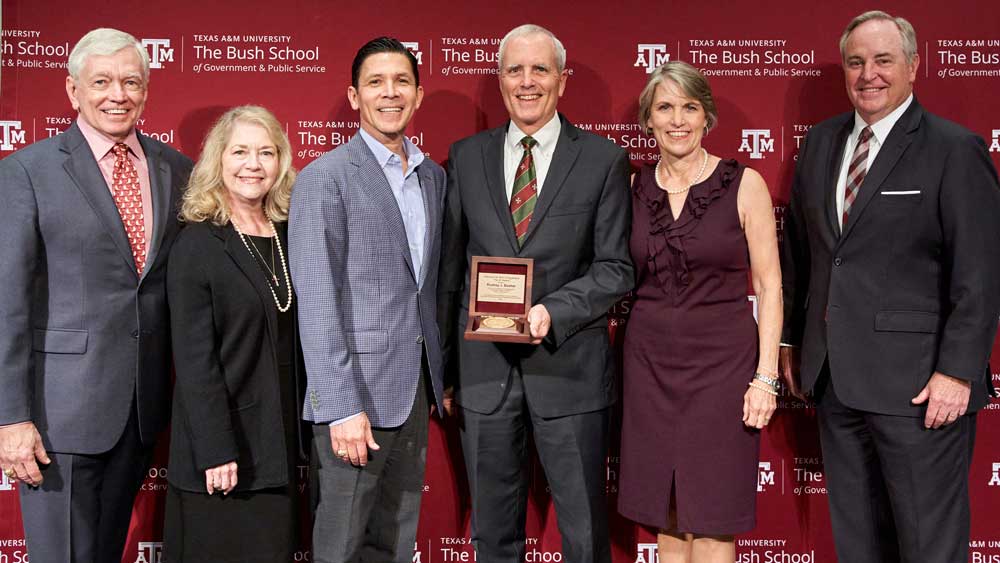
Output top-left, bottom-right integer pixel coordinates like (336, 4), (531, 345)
(834, 257), (842, 266)
(416, 335), (425, 344)
(131, 330), (139, 339)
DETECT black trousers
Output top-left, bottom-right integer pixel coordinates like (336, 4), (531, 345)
(310, 371), (431, 563)
(815, 373), (976, 563)
(19, 403), (153, 563)
(459, 370), (611, 563)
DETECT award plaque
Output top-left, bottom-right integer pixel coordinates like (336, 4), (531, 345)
(464, 256), (534, 343)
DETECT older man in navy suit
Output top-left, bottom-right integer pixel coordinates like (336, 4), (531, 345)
(780, 11), (1000, 563)
(0, 28), (192, 563)
(289, 37), (445, 563)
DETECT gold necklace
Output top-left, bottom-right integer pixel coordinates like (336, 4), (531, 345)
(655, 148), (709, 194)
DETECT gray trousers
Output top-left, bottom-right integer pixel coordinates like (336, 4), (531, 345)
(310, 373), (430, 563)
(19, 404), (152, 563)
(459, 371), (611, 563)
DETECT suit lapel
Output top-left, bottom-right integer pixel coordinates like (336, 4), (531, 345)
(522, 115), (581, 247)
(825, 119), (853, 237)
(221, 225), (278, 345)
(348, 134), (417, 281)
(841, 101), (922, 239)
(138, 133), (173, 284)
(416, 163), (436, 287)
(480, 126), (519, 253)
(60, 124), (137, 275)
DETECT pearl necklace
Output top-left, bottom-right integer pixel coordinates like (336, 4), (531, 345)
(232, 218), (293, 313)
(655, 148), (709, 195)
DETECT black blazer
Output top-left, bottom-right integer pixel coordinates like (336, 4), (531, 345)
(438, 115), (634, 417)
(166, 220), (304, 492)
(781, 98), (1000, 416)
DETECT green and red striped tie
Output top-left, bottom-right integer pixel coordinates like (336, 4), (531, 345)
(510, 136), (538, 247)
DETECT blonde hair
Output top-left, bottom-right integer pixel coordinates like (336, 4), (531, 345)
(180, 105), (296, 225)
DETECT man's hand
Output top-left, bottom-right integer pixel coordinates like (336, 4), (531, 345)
(442, 386), (455, 416)
(0, 421), (50, 487)
(911, 371), (971, 429)
(778, 347), (806, 401)
(527, 304), (551, 345)
(205, 461), (238, 495)
(330, 413), (379, 467)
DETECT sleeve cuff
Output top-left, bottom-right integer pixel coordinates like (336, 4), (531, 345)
(328, 412), (364, 427)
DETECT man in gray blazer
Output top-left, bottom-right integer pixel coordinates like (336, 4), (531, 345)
(438, 24), (633, 563)
(289, 37), (445, 563)
(0, 28), (192, 563)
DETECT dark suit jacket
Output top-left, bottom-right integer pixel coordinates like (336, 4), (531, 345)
(781, 98), (1000, 416)
(439, 115), (634, 417)
(165, 221), (304, 492)
(0, 123), (192, 453)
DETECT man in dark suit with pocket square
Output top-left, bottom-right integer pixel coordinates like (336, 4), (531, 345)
(779, 11), (1000, 563)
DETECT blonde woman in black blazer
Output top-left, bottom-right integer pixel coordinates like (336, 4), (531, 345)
(163, 105), (303, 563)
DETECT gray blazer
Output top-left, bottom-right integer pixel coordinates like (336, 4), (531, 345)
(289, 133), (445, 427)
(0, 123), (193, 453)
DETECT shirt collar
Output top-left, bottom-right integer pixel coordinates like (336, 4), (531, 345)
(76, 115), (145, 161)
(852, 93), (913, 146)
(506, 113), (561, 156)
(358, 128), (425, 173)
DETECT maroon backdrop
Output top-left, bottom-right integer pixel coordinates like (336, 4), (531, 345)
(2, 1), (999, 561)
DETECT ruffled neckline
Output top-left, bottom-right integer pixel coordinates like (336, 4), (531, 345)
(634, 158), (743, 291)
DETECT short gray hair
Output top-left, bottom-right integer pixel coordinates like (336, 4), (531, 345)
(637, 60), (718, 135)
(839, 10), (918, 63)
(68, 28), (150, 81)
(497, 24), (567, 72)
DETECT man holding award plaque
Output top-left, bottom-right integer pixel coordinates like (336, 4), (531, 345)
(438, 24), (633, 563)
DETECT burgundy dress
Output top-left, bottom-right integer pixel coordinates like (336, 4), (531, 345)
(618, 159), (760, 535)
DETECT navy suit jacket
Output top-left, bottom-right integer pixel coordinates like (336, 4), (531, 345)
(781, 98), (1000, 415)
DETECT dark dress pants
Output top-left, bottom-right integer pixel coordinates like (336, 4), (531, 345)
(816, 373), (976, 563)
(460, 370), (611, 563)
(310, 371), (431, 563)
(19, 402), (154, 563)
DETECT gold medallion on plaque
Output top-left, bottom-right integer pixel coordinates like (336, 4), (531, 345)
(480, 316), (516, 329)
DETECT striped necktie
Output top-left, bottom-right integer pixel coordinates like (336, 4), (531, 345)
(510, 136), (538, 247)
(842, 126), (873, 227)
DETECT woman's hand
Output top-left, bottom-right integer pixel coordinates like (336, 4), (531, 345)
(743, 385), (777, 429)
(205, 461), (238, 495)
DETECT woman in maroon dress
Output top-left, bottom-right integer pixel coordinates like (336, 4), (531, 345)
(618, 61), (782, 562)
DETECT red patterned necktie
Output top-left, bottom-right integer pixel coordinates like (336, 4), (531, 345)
(111, 143), (146, 275)
(842, 126), (873, 227)
(510, 136), (538, 247)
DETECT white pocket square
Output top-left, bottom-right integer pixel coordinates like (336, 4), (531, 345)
(880, 190), (921, 195)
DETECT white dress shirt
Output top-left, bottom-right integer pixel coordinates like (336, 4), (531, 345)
(835, 94), (913, 227)
(503, 114), (561, 202)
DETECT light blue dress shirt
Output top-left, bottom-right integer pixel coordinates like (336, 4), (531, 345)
(358, 128), (427, 284)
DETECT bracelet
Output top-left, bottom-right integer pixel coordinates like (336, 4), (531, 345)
(748, 381), (779, 396)
(753, 372), (779, 388)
